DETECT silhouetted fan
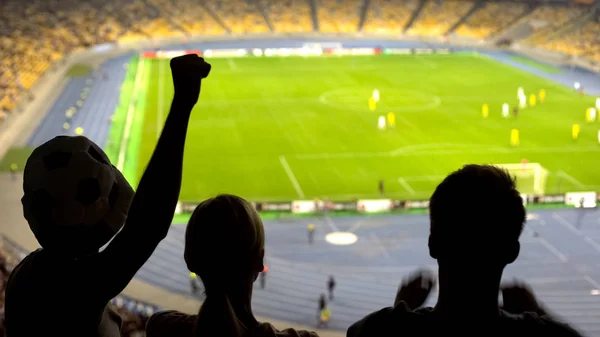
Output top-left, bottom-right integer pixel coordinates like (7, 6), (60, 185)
(22, 135), (134, 252)
(42, 151), (72, 171)
(87, 144), (109, 165)
(29, 189), (55, 225)
(76, 178), (102, 206)
(108, 182), (119, 209)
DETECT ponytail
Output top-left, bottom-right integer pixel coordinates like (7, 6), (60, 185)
(194, 292), (244, 337)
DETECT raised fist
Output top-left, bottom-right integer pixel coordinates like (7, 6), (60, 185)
(501, 280), (542, 315)
(170, 54), (211, 106)
(394, 269), (436, 310)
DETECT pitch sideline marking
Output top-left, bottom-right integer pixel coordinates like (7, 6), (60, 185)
(556, 170), (585, 187)
(157, 59), (166, 139)
(279, 155), (305, 198)
(398, 177), (416, 195)
(319, 87), (442, 113)
(538, 237), (568, 263)
(552, 212), (600, 254)
(117, 57), (146, 171)
(294, 145), (600, 160)
(584, 275), (600, 290)
(227, 58), (238, 71)
(370, 233), (391, 259)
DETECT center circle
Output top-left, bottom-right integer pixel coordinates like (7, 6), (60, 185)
(319, 87), (441, 112)
(325, 232), (359, 246)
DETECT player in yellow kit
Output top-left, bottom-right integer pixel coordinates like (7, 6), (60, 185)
(482, 104), (489, 118)
(387, 112), (395, 127)
(539, 89), (546, 103)
(511, 129), (519, 146)
(572, 124), (580, 140)
(529, 94), (536, 107)
(369, 97), (377, 111)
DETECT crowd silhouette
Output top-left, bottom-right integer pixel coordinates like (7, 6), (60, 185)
(4, 55), (586, 337)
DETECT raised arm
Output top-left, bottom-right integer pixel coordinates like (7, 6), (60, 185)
(91, 54), (211, 299)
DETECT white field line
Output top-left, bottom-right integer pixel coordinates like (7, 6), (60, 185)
(227, 58), (238, 70)
(552, 212), (600, 254)
(398, 177), (416, 195)
(117, 57), (145, 171)
(556, 170), (585, 187)
(537, 237), (568, 263)
(324, 216), (340, 233)
(584, 275), (600, 290)
(278, 155), (305, 198)
(370, 233), (391, 259)
(293, 145), (600, 160)
(157, 59), (166, 139)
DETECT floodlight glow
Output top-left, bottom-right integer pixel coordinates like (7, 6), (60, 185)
(325, 232), (358, 246)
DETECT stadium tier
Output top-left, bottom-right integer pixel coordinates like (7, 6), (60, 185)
(0, 0), (599, 121)
(362, 0), (420, 33)
(455, 1), (529, 38)
(407, 0), (474, 37)
(263, 0), (314, 32)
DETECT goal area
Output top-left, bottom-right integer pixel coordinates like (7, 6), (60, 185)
(496, 163), (548, 195)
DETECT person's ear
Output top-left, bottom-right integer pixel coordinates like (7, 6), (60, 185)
(428, 235), (438, 259)
(255, 249), (265, 272)
(506, 241), (520, 264)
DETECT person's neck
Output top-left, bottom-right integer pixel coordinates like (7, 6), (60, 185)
(433, 264), (503, 318)
(227, 286), (259, 328)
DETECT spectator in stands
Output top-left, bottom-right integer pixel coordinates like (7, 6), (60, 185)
(146, 194), (318, 337)
(4, 55), (211, 337)
(347, 164), (582, 337)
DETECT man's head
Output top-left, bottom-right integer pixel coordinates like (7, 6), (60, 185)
(429, 165), (525, 269)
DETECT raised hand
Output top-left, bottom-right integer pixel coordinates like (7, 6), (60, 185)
(501, 280), (543, 315)
(394, 269), (436, 310)
(170, 54), (211, 107)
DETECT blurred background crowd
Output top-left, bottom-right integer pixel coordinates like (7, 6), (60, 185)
(0, 0), (598, 124)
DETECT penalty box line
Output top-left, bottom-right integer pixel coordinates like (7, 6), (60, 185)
(279, 155), (305, 198)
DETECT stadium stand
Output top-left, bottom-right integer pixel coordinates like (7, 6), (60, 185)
(204, 0), (271, 34)
(118, 0), (183, 42)
(316, 0), (363, 33)
(523, 4), (586, 45)
(407, 0), (474, 37)
(144, 0), (226, 36)
(0, 0), (598, 129)
(362, 0), (420, 33)
(456, 1), (529, 38)
(262, 0), (314, 32)
(540, 19), (600, 62)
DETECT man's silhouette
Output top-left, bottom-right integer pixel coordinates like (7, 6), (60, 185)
(348, 165), (582, 337)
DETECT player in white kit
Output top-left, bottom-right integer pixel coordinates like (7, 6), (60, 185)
(372, 89), (380, 103)
(517, 87), (526, 109)
(378, 116), (386, 129)
(596, 97), (600, 110)
(502, 103), (509, 118)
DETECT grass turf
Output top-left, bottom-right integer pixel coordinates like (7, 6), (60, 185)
(125, 53), (600, 202)
(0, 147), (33, 172)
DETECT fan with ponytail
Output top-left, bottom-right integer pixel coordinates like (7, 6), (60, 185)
(184, 195), (265, 337)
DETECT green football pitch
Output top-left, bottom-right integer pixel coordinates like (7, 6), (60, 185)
(113, 53), (600, 202)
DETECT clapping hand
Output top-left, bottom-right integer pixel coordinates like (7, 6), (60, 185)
(170, 54), (211, 107)
(394, 269), (436, 310)
(501, 280), (544, 315)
